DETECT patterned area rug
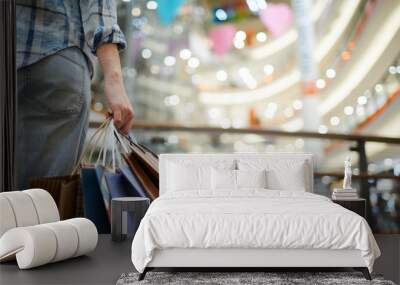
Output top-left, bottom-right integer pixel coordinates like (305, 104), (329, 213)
(116, 271), (395, 285)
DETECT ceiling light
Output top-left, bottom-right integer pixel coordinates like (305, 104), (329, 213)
(256, 32), (267, 42)
(330, 116), (340, 126)
(292, 99), (303, 110)
(188, 57), (200, 68)
(325, 68), (336, 79)
(374, 84), (383, 93)
(344, 106), (354, 116)
(146, 1), (158, 10)
(263, 64), (274, 75)
(246, 0), (267, 12)
(216, 70), (228, 81)
(164, 56), (176, 66)
(141, 48), (152, 59)
(357, 95), (367, 105)
(179, 49), (192, 60)
(316, 79), (326, 89)
(318, 125), (328, 134)
(388, 66), (397, 74)
(235, 31), (247, 41)
(215, 8), (228, 21)
(234, 39), (245, 49)
(131, 7), (141, 16)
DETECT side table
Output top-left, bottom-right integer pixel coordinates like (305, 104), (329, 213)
(332, 198), (366, 218)
(111, 197), (150, 242)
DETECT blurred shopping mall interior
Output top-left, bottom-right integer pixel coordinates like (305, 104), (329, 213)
(88, 0), (400, 233)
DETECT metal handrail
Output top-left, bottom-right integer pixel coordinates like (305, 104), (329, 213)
(89, 121), (400, 144)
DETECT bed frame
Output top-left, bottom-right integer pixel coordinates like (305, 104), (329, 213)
(140, 248), (370, 280)
(139, 154), (371, 281)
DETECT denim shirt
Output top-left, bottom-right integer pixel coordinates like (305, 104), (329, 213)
(16, 0), (127, 70)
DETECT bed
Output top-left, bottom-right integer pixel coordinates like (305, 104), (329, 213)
(131, 153), (380, 280)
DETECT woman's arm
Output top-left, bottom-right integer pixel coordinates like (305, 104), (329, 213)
(80, 0), (133, 133)
(97, 43), (134, 133)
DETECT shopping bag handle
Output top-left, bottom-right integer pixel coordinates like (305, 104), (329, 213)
(71, 118), (111, 175)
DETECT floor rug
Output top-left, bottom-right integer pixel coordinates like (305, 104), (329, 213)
(116, 271), (395, 285)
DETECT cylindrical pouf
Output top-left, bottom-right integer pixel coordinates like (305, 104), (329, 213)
(0, 218), (98, 269)
(0, 196), (17, 237)
(0, 191), (39, 227)
(42, 221), (79, 262)
(0, 226), (57, 269)
(111, 197), (150, 242)
(24, 189), (60, 223)
(65, 218), (98, 257)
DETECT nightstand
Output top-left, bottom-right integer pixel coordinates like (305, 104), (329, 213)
(332, 198), (366, 218)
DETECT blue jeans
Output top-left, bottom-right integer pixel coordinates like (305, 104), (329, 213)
(17, 47), (91, 189)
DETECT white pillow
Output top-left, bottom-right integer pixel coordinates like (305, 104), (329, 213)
(211, 168), (236, 190)
(238, 159), (306, 191)
(236, 169), (267, 189)
(267, 165), (305, 191)
(167, 163), (211, 191)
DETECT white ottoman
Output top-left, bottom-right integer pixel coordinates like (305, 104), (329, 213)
(0, 189), (98, 269)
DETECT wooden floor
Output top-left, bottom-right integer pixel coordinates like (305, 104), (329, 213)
(0, 235), (398, 285)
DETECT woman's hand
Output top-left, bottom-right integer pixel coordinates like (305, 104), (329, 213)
(97, 43), (134, 134)
(103, 72), (134, 134)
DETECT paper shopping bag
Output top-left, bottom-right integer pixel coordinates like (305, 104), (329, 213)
(123, 153), (159, 200)
(80, 167), (110, 233)
(126, 142), (159, 186)
(28, 174), (80, 220)
(119, 165), (148, 198)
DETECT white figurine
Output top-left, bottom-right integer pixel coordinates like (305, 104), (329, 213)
(343, 157), (352, 190)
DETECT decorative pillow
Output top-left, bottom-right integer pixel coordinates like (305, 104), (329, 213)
(211, 168), (236, 190)
(167, 162), (211, 191)
(236, 169), (267, 189)
(238, 159), (306, 191)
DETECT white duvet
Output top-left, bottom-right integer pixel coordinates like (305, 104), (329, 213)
(131, 190), (380, 273)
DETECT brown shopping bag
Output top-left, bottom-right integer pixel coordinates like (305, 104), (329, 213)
(121, 135), (159, 184)
(126, 144), (158, 186)
(119, 134), (159, 200)
(123, 153), (159, 200)
(29, 174), (81, 219)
